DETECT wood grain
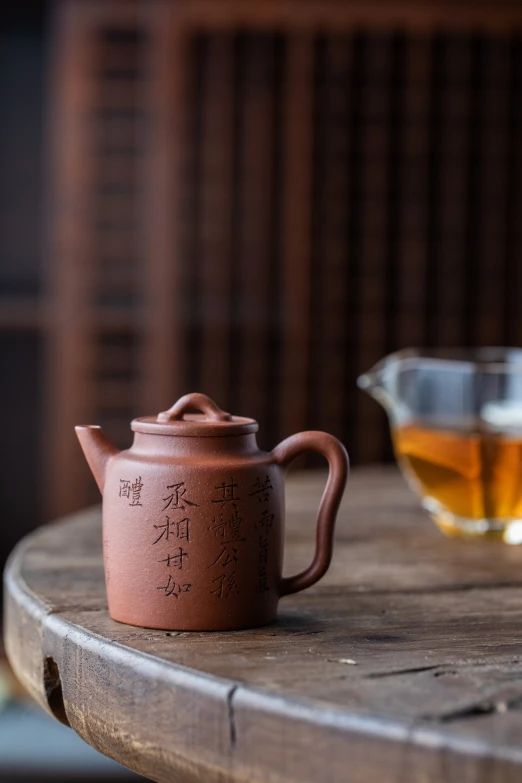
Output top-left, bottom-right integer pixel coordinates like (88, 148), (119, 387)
(6, 468), (522, 782)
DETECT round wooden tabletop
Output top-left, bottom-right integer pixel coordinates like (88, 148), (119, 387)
(6, 468), (522, 783)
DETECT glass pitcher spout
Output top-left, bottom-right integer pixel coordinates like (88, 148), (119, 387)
(357, 347), (522, 543)
(357, 349), (414, 420)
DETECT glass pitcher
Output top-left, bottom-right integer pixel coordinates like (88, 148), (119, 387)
(358, 348), (522, 543)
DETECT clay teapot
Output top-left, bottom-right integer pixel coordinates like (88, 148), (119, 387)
(76, 393), (348, 631)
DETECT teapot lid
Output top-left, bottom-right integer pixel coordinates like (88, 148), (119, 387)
(131, 393), (258, 437)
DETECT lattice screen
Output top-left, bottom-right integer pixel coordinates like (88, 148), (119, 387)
(45, 1), (522, 516)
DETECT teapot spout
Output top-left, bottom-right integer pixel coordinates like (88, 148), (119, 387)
(75, 425), (119, 493)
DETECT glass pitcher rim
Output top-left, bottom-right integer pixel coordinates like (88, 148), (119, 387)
(366, 347), (522, 375)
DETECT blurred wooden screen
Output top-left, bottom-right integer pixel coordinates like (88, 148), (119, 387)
(35, 1), (522, 516)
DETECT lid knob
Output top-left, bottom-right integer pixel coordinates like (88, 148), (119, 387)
(157, 393), (232, 423)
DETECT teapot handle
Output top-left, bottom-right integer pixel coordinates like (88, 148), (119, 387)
(272, 432), (349, 597)
(157, 393), (232, 423)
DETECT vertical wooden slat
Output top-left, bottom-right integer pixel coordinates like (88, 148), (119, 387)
(504, 38), (522, 346)
(344, 34), (364, 461)
(94, 31), (143, 314)
(199, 35), (235, 406)
(355, 35), (393, 463)
(141, 8), (189, 413)
(511, 37), (522, 347)
(238, 35), (275, 422)
(44, 3), (98, 518)
(93, 28), (144, 450)
(432, 36), (472, 346)
(475, 38), (509, 345)
(314, 36), (351, 438)
(512, 38), (522, 346)
(462, 37), (483, 346)
(280, 34), (314, 438)
(383, 34), (404, 363)
(396, 37), (431, 347)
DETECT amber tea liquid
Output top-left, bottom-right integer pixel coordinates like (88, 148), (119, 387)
(393, 421), (522, 536)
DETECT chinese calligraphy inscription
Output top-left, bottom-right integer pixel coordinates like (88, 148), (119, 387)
(253, 475), (274, 592)
(157, 576), (192, 598)
(153, 517), (190, 544)
(156, 482), (197, 598)
(119, 477), (144, 507)
(208, 477), (244, 599)
(162, 482), (199, 511)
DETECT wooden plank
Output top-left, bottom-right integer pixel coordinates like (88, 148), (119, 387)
(237, 35), (276, 424)
(475, 38), (510, 345)
(8, 468), (522, 783)
(43, 2), (99, 518)
(140, 8), (190, 413)
(313, 36), (352, 439)
(199, 35), (235, 406)
(174, 1), (522, 34)
(504, 38), (522, 346)
(395, 37), (431, 348)
(430, 36), (472, 347)
(354, 34), (393, 463)
(280, 34), (314, 438)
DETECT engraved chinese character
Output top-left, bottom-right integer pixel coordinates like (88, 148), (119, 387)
(257, 574), (269, 593)
(130, 476), (143, 506)
(249, 475), (273, 502)
(158, 547), (188, 570)
(175, 517), (190, 541)
(208, 509), (244, 542)
(212, 478), (240, 507)
(207, 543), (239, 569)
(255, 508), (274, 532)
(119, 479), (131, 499)
(157, 575), (177, 596)
(211, 571), (239, 598)
(157, 575), (192, 597)
(162, 482), (199, 511)
(208, 515), (227, 538)
(228, 508), (244, 540)
(153, 517), (190, 544)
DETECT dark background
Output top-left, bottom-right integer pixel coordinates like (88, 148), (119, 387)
(2, 0), (522, 578)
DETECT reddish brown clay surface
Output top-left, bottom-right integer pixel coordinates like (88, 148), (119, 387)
(76, 393), (348, 630)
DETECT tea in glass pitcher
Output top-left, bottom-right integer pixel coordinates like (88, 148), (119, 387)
(358, 349), (522, 542)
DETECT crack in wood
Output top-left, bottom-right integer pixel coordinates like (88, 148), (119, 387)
(435, 702), (504, 723)
(429, 693), (522, 724)
(227, 685), (238, 750)
(365, 664), (441, 679)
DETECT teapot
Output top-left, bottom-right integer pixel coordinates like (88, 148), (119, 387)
(76, 393), (348, 630)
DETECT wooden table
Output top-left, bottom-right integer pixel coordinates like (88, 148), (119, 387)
(5, 468), (522, 783)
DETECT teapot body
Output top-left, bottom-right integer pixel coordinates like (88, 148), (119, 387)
(77, 392), (349, 631)
(103, 432), (284, 630)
